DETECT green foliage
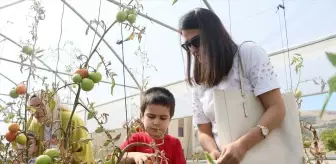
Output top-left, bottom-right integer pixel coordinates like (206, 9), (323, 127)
(204, 152), (216, 164)
(320, 128), (336, 151)
(321, 52), (336, 118)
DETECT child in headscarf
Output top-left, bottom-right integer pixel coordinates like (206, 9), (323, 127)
(23, 89), (94, 164)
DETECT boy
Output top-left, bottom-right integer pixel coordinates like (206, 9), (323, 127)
(120, 87), (186, 164)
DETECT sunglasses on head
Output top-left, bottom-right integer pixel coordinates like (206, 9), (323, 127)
(181, 35), (200, 51)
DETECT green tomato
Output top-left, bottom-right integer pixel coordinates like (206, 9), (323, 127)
(22, 46), (33, 55)
(36, 155), (52, 164)
(9, 89), (19, 98)
(81, 78), (95, 91)
(72, 73), (82, 83)
(88, 72), (102, 83)
(127, 14), (137, 24)
(116, 11), (127, 23)
(43, 148), (60, 159)
(125, 9), (136, 15)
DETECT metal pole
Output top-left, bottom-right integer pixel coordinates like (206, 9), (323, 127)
(0, 55), (138, 89)
(0, 93), (74, 105)
(0, 72), (17, 85)
(301, 90), (329, 98)
(0, 0), (26, 11)
(0, 34), (87, 105)
(0, 93), (9, 96)
(105, 0), (179, 33)
(60, 0), (142, 91)
(202, 0), (214, 12)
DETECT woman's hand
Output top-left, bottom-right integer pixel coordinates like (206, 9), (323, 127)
(217, 141), (247, 164)
(209, 151), (220, 160)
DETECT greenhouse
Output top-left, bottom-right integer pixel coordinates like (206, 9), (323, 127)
(0, 0), (336, 163)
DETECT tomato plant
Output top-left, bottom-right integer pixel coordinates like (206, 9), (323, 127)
(0, 0), (167, 163)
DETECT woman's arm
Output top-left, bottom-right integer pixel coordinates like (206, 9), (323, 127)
(191, 87), (220, 156)
(236, 88), (285, 151)
(235, 42), (286, 152)
(197, 123), (219, 153)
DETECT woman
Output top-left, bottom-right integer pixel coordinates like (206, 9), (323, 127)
(22, 89), (94, 163)
(179, 8), (286, 163)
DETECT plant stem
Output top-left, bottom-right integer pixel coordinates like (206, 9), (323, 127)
(64, 84), (81, 149)
(60, 0), (142, 90)
(84, 20), (117, 68)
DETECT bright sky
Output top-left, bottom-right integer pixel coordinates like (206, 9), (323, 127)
(0, 0), (336, 133)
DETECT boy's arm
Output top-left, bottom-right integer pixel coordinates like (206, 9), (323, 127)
(120, 152), (152, 164)
(119, 133), (138, 163)
(119, 133), (156, 163)
(172, 138), (186, 164)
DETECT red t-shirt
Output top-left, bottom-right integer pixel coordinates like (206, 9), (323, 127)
(120, 132), (186, 164)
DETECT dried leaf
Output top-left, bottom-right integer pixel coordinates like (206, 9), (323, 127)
(126, 32), (136, 41)
(112, 133), (121, 142)
(138, 33), (142, 43)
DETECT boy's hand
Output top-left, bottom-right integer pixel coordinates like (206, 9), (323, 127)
(133, 152), (155, 164)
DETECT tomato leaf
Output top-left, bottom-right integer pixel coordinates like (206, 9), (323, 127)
(204, 152), (216, 164)
(103, 140), (111, 146)
(95, 127), (105, 133)
(328, 74), (336, 92)
(96, 62), (103, 71)
(112, 133), (121, 142)
(110, 77), (115, 96)
(326, 52), (336, 67)
(320, 74), (336, 118)
(87, 110), (97, 120)
(172, 0), (178, 5)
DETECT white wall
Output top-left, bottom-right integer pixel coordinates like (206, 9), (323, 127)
(270, 35), (336, 95)
(77, 80), (193, 133)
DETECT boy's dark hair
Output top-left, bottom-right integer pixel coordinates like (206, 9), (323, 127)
(140, 87), (175, 118)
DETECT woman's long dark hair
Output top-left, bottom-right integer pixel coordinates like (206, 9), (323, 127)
(179, 8), (238, 88)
